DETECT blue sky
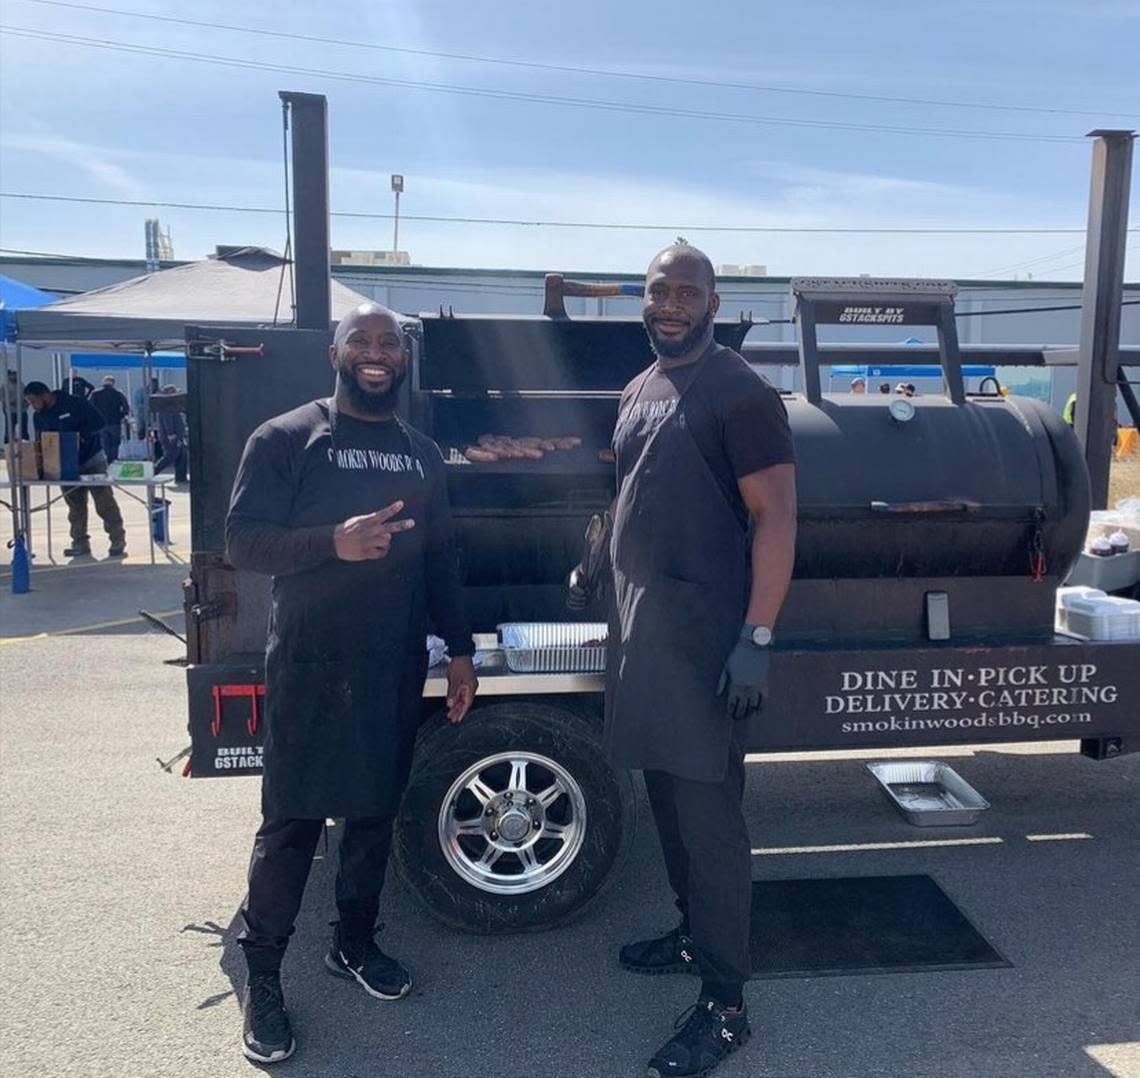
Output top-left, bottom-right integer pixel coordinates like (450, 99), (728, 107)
(1, 0), (1137, 279)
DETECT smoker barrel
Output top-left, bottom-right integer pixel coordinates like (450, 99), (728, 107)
(788, 394), (1090, 580)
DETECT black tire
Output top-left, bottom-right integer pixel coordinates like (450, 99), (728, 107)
(393, 702), (636, 934)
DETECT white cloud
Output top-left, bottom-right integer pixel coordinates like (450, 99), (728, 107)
(1, 121), (148, 200)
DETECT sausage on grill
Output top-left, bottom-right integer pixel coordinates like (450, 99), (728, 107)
(464, 447), (500, 463)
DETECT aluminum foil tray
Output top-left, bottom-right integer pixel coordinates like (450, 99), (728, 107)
(498, 622), (608, 673)
(866, 761), (990, 827)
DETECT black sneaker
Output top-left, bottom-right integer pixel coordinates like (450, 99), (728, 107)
(324, 925), (412, 1000)
(63, 543), (92, 557)
(619, 925), (698, 976)
(107, 541), (127, 557)
(646, 997), (751, 1078)
(241, 971), (295, 1064)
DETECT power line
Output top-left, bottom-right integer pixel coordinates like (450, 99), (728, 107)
(14, 0), (1139, 122)
(4, 192), (1122, 235)
(1042, 239), (1138, 276)
(0, 25), (1087, 144)
(969, 243), (1087, 279)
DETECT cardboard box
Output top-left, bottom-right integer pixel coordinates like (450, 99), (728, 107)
(40, 431), (80, 481)
(4, 439), (41, 480)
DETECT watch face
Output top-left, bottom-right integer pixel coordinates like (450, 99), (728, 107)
(888, 398), (916, 423)
(751, 626), (773, 646)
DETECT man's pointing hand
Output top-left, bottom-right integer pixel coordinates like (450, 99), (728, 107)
(334, 500), (416, 561)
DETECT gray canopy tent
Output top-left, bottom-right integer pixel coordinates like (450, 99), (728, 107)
(14, 246), (373, 351)
(13, 244), (375, 432)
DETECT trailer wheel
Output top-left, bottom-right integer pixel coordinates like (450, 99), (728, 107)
(394, 702), (635, 934)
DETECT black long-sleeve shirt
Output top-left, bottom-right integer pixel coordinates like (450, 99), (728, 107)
(31, 391), (106, 466)
(225, 400), (474, 657)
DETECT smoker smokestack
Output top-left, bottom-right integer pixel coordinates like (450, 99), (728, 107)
(278, 91), (331, 331)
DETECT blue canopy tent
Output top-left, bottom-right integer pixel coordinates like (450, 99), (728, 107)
(65, 353), (188, 421)
(2, 273), (59, 420)
(1, 274), (58, 341)
(830, 334), (995, 391)
(830, 364), (998, 380)
(67, 351), (186, 370)
(2, 276), (60, 557)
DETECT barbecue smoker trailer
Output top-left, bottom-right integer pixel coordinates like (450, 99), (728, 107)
(182, 275), (1140, 934)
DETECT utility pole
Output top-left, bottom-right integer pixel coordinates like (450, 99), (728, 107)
(391, 173), (404, 256)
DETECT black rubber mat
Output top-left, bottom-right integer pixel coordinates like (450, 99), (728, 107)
(749, 874), (1010, 979)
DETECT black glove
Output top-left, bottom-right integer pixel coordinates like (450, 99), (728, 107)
(567, 512), (612, 611)
(717, 640), (770, 721)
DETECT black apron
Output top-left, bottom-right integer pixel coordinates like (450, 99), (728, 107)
(604, 351), (750, 783)
(263, 401), (431, 819)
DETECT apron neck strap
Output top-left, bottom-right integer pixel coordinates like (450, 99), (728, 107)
(326, 396), (412, 454)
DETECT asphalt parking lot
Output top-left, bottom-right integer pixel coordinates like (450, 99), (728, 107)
(1, 556), (1138, 1078)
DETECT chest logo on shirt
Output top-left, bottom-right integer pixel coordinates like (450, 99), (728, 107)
(330, 447), (425, 479)
(620, 398), (678, 429)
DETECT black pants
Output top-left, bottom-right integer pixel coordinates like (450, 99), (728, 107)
(238, 814), (397, 973)
(155, 438), (188, 483)
(62, 453), (125, 547)
(99, 426), (122, 463)
(643, 728), (751, 1006)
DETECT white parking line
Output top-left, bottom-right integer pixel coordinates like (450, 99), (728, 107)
(751, 837), (1005, 855)
(0, 607), (184, 645)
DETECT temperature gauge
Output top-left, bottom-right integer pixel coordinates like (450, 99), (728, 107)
(888, 398), (916, 423)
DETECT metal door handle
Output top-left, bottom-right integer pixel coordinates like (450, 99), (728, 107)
(870, 500), (981, 514)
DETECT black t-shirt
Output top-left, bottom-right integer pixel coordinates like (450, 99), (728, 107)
(90, 386), (130, 425)
(615, 344), (795, 527)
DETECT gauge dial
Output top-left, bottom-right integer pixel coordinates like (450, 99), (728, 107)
(888, 398), (916, 423)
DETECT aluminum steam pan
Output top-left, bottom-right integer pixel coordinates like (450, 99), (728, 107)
(866, 761), (990, 827)
(498, 622), (608, 674)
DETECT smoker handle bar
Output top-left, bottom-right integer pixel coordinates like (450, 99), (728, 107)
(870, 500), (982, 514)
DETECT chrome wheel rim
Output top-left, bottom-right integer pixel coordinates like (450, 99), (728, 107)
(438, 750), (587, 895)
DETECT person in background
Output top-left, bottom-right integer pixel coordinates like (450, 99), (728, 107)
(904, 383), (918, 397)
(850, 376), (866, 395)
(878, 383), (891, 395)
(90, 375), (131, 464)
(60, 373), (95, 400)
(2, 370), (29, 444)
(154, 385), (189, 485)
(23, 380), (126, 557)
(133, 376), (159, 440)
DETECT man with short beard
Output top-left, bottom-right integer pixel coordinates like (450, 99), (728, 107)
(225, 303), (478, 1064)
(605, 245), (796, 1077)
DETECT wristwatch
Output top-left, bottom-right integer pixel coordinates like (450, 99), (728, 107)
(741, 623), (773, 647)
